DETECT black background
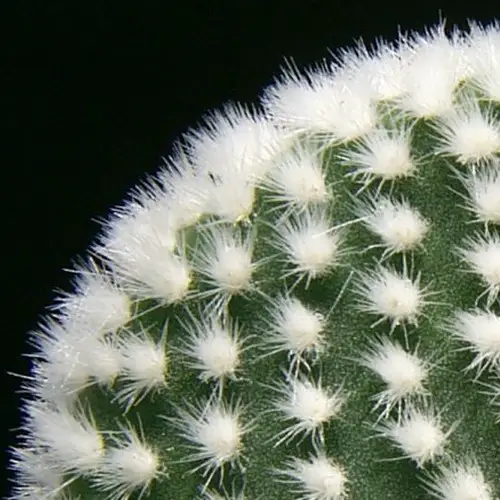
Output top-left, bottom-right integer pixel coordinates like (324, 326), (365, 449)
(3, 1), (498, 496)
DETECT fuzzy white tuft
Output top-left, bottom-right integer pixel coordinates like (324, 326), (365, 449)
(458, 232), (500, 307)
(186, 102), (291, 184)
(454, 159), (500, 227)
(433, 97), (500, 165)
(467, 22), (500, 102)
(157, 146), (210, 228)
(359, 336), (430, 419)
(178, 311), (244, 392)
(21, 362), (81, 407)
(27, 315), (124, 400)
(92, 424), (162, 500)
(82, 335), (124, 387)
(184, 103), (292, 223)
(272, 207), (344, 288)
(355, 265), (429, 332)
(54, 259), (132, 338)
(399, 25), (467, 117)
(168, 397), (249, 488)
(422, 459), (493, 500)
(202, 170), (256, 224)
(260, 293), (326, 372)
(261, 66), (339, 138)
(29, 318), (92, 402)
(448, 308), (500, 376)
(261, 64), (376, 141)
(340, 126), (417, 192)
(96, 197), (192, 303)
(8, 446), (69, 500)
(375, 404), (454, 467)
(193, 224), (257, 310)
(24, 401), (104, 476)
(272, 375), (345, 447)
(115, 325), (168, 411)
(99, 183), (178, 254)
(320, 74), (377, 141)
(356, 195), (429, 256)
(277, 452), (348, 500)
(336, 37), (410, 102)
(264, 145), (330, 212)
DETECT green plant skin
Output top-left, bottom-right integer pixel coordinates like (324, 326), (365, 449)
(68, 114), (500, 499)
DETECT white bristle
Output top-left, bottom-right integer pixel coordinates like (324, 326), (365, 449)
(264, 145), (330, 211)
(433, 97), (500, 165)
(272, 374), (345, 447)
(355, 265), (429, 332)
(24, 401), (104, 476)
(27, 316), (123, 401)
(193, 224), (257, 310)
(276, 452), (348, 500)
(29, 318), (91, 402)
(324, 74), (378, 141)
(399, 25), (467, 117)
(260, 293), (326, 371)
(356, 195), (429, 256)
(82, 336), (124, 387)
(157, 146), (210, 228)
(337, 37), (410, 101)
(375, 404), (454, 467)
(467, 22), (500, 102)
(177, 311), (244, 391)
(168, 397), (249, 488)
(359, 336), (430, 419)
(272, 207), (344, 288)
(261, 65), (376, 141)
(186, 102), (291, 184)
(261, 66), (346, 138)
(183, 103), (291, 223)
(96, 198), (192, 303)
(422, 459), (493, 500)
(454, 159), (500, 227)
(448, 308), (500, 376)
(115, 325), (168, 411)
(22, 361), (83, 406)
(9, 447), (69, 500)
(54, 259), (132, 338)
(458, 232), (500, 307)
(99, 186), (179, 255)
(340, 126), (417, 192)
(92, 424), (162, 500)
(205, 172), (257, 223)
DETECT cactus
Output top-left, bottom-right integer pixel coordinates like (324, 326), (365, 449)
(8, 20), (500, 500)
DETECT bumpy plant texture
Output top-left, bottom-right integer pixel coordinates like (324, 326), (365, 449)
(10, 21), (500, 500)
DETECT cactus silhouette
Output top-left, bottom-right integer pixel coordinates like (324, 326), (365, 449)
(9, 20), (500, 500)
